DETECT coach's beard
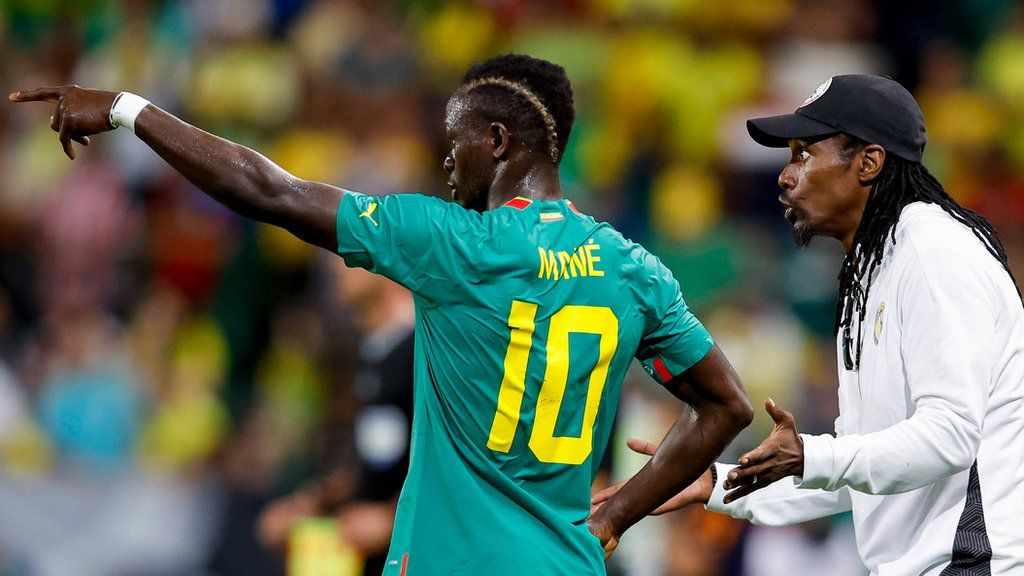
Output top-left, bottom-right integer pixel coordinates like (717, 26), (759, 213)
(787, 205), (816, 247)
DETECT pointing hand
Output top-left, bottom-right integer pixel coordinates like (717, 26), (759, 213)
(9, 85), (119, 159)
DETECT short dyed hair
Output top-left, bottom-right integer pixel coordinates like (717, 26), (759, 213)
(459, 53), (575, 164)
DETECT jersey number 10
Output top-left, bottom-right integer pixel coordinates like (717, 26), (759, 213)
(487, 300), (619, 465)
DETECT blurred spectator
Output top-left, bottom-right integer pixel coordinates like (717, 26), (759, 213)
(208, 300), (327, 576)
(137, 313), (231, 474)
(0, 199), (220, 576)
(258, 258), (415, 576)
(0, 288), (52, 475)
(25, 164), (141, 476)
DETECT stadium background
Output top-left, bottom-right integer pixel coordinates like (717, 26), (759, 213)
(0, 0), (1022, 575)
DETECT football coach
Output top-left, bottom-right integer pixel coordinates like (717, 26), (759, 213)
(595, 75), (1024, 576)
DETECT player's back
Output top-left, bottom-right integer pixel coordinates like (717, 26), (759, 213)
(334, 193), (713, 575)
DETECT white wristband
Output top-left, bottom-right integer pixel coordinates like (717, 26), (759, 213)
(109, 92), (150, 133)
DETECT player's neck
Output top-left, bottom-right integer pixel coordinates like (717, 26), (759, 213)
(487, 161), (563, 210)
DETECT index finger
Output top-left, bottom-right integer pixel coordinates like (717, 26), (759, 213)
(9, 87), (63, 103)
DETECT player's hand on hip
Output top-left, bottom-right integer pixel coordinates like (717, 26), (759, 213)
(9, 85), (118, 160)
(722, 398), (804, 504)
(590, 438), (714, 515)
(585, 514), (620, 560)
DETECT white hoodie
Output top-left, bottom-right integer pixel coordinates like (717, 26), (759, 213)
(707, 202), (1024, 576)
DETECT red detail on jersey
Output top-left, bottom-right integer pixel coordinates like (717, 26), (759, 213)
(400, 554), (409, 575)
(504, 197), (533, 210)
(567, 201), (580, 214)
(653, 357), (673, 382)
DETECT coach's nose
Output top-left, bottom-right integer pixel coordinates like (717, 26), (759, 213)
(778, 163), (796, 192)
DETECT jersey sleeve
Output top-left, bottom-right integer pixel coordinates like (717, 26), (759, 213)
(335, 191), (483, 301)
(635, 256), (714, 385)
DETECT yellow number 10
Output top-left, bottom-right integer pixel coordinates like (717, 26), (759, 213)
(487, 300), (619, 465)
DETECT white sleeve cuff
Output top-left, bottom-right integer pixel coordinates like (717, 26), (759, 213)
(797, 433), (836, 490)
(704, 462), (738, 514)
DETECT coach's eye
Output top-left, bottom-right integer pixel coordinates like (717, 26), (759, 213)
(798, 149), (811, 162)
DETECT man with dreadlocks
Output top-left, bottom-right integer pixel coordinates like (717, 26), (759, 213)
(595, 75), (1024, 575)
(11, 54), (754, 574)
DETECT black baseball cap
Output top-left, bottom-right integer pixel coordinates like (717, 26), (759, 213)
(747, 74), (927, 163)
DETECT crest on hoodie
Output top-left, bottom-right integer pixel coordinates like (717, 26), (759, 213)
(874, 302), (885, 344)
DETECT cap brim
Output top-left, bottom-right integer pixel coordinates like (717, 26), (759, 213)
(746, 113), (839, 148)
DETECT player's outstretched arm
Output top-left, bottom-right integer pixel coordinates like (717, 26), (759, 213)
(9, 86), (343, 251)
(587, 345), (752, 556)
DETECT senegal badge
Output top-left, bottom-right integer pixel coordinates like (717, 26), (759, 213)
(874, 302), (885, 344)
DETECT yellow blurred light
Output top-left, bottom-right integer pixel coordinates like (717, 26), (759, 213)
(416, 4), (495, 75)
(189, 42), (301, 126)
(171, 316), (230, 392)
(0, 422), (54, 475)
(270, 129), (355, 185)
(978, 33), (1024, 112)
(651, 164), (722, 241)
(138, 393), (229, 472)
(682, 0), (792, 33)
(919, 89), (1001, 150)
(289, 518), (363, 576)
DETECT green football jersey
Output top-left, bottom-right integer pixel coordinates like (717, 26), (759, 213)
(335, 192), (713, 575)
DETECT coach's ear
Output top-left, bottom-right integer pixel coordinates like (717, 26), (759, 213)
(858, 144), (885, 185)
(490, 122), (509, 160)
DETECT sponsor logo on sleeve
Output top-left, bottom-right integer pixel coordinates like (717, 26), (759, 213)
(359, 202), (379, 226)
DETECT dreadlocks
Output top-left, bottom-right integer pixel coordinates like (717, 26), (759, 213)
(836, 135), (1019, 370)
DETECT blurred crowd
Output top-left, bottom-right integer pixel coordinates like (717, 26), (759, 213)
(0, 0), (1022, 575)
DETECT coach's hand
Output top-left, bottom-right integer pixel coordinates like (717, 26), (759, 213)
(722, 398), (803, 503)
(9, 86), (118, 159)
(590, 439), (715, 515)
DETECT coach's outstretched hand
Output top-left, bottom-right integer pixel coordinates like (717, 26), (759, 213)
(590, 439), (715, 516)
(721, 398), (803, 503)
(9, 86), (118, 159)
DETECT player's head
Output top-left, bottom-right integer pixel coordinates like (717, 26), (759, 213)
(747, 74), (1016, 365)
(444, 53), (575, 211)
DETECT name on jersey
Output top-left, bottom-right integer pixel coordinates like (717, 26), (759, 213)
(537, 239), (605, 281)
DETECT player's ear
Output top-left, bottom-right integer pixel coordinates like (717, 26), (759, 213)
(858, 144), (885, 184)
(489, 122), (509, 160)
